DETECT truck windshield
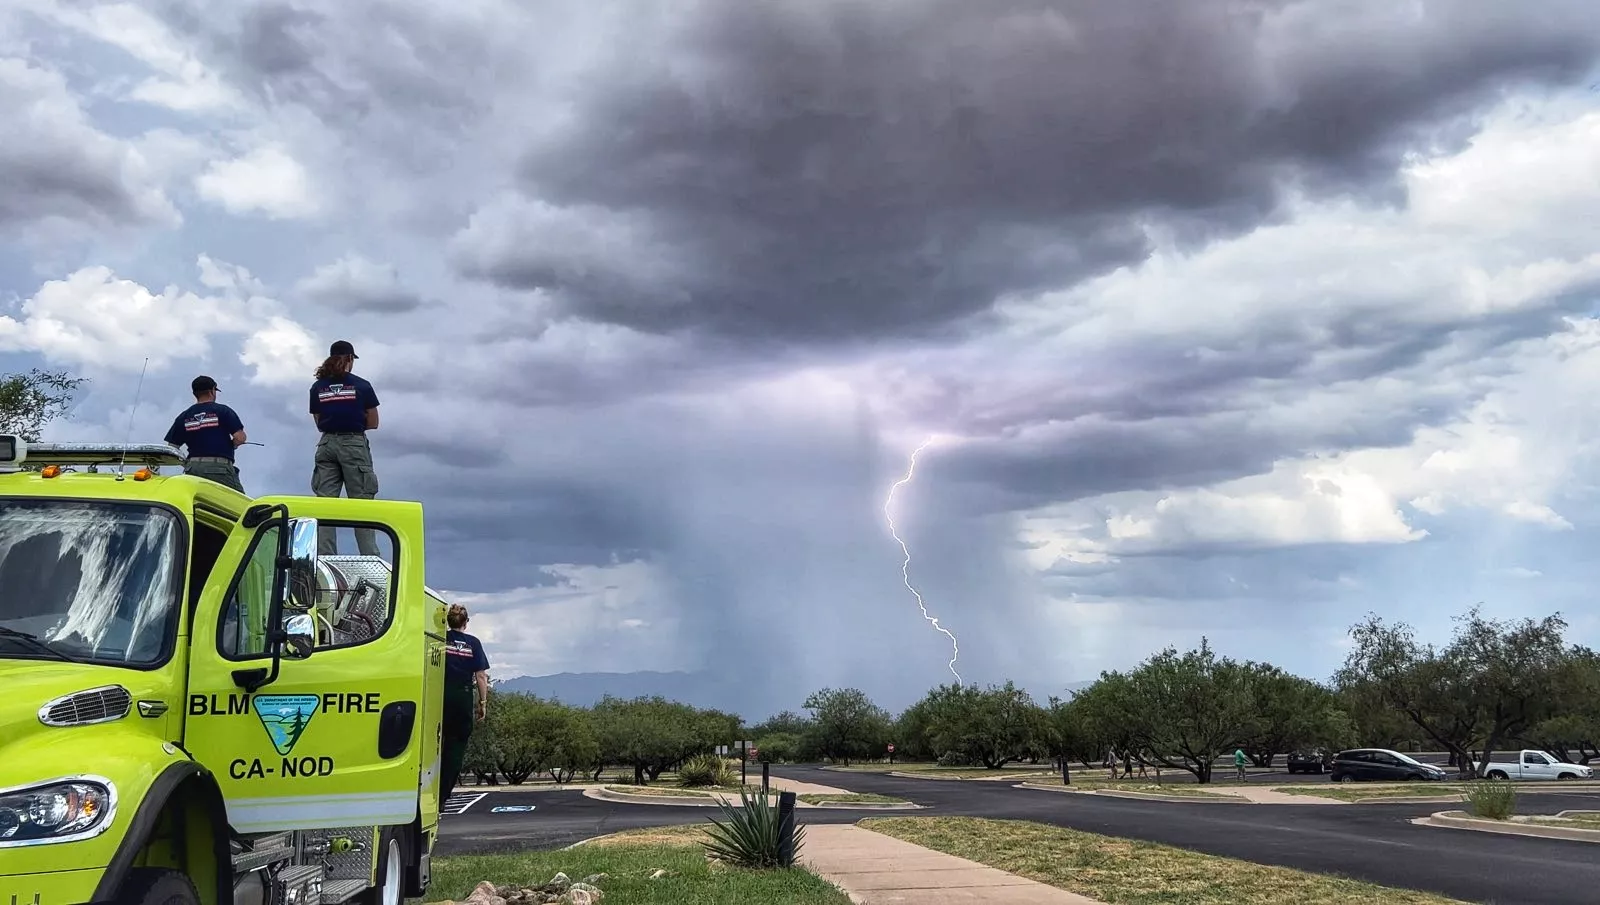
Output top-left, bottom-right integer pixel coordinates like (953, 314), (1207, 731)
(0, 499), (184, 668)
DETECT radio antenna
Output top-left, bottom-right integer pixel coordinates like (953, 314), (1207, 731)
(116, 357), (150, 481)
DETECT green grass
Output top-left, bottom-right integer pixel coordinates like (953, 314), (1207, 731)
(859, 817), (1470, 905)
(1522, 811), (1600, 830)
(425, 838), (852, 904)
(1022, 776), (1245, 797)
(795, 792), (910, 806)
(1274, 785), (1467, 802)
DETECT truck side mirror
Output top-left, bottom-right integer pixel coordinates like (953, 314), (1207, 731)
(283, 613), (315, 659)
(284, 517), (320, 610)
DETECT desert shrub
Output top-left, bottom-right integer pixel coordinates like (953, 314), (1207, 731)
(678, 753), (736, 788)
(1468, 780), (1517, 820)
(702, 788), (806, 868)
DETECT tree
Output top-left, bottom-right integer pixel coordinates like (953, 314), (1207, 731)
(1239, 665), (1347, 766)
(0, 368), (86, 442)
(917, 681), (1048, 769)
(591, 695), (716, 784)
(1522, 648), (1600, 764)
(1074, 640), (1256, 783)
(1337, 607), (1576, 778)
(801, 687), (891, 765)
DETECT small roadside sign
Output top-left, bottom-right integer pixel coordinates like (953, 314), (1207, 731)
(888, 744), (895, 752)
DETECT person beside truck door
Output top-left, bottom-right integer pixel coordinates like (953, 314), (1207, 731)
(163, 375), (247, 492)
(440, 603), (490, 802)
(309, 339), (382, 556)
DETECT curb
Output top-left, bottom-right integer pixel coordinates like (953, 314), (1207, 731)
(1412, 810), (1600, 843)
(1014, 782), (1248, 804)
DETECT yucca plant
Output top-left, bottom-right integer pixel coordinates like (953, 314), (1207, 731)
(701, 788), (805, 868)
(1467, 779), (1517, 820)
(678, 753), (737, 788)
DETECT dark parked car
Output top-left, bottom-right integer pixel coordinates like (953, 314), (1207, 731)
(1286, 748), (1333, 774)
(1330, 748), (1451, 783)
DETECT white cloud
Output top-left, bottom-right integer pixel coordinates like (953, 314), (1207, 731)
(239, 317), (321, 388)
(295, 255), (426, 313)
(0, 55), (179, 233)
(1008, 97), (1600, 564)
(195, 145), (319, 220)
(33, 0), (244, 113)
(0, 258), (316, 383)
(437, 560), (681, 678)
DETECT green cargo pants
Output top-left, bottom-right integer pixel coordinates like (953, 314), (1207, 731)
(312, 432), (381, 556)
(440, 682), (477, 802)
(184, 457), (244, 493)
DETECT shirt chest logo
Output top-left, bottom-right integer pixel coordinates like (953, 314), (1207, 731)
(319, 385), (358, 404)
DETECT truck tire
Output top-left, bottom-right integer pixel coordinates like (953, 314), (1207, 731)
(356, 828), (407, 905)
(117, 869), (201, 905)
(1487, 770), (1509, 780)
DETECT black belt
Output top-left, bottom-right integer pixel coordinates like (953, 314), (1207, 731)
(321, 431), (366, 436)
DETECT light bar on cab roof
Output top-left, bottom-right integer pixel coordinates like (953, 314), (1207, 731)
(20, 443), (186, 471)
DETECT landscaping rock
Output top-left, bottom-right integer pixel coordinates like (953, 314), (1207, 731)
(448, 873), (606, 905)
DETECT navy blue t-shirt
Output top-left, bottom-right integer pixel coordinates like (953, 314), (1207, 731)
(445, 630), (489, 685)
(163, 402), (243, 460)
(309, 373), (380, 433)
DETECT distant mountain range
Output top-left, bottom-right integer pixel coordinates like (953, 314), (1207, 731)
(493, 670), (1095, 721)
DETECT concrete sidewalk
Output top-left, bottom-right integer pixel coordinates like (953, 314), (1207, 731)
(798, 824), (1106, 904)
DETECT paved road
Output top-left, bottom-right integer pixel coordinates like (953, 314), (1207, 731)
(438, 767), (1600, 904)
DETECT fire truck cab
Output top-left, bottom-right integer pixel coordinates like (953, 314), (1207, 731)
(0, 437), (447, 905)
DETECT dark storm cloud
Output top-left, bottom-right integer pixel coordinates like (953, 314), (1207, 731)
(452, 0), (1600, 342)
(0, 59), (172, 232)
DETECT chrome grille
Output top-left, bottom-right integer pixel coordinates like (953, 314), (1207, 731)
(38, 685), (133, 727)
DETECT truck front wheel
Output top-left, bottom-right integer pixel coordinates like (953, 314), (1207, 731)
(357, 829), (408, 905)
(117, 869), (201, 905)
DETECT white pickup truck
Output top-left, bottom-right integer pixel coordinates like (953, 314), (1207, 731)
(1473, 749), (1595, 781)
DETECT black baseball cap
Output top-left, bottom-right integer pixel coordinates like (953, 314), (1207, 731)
(329, 340), (359, 358)
(192, 375), (218, 395)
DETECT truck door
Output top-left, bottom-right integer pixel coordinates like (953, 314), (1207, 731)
(182, 497), (430, 834)
(1523, 750), (1553, 780)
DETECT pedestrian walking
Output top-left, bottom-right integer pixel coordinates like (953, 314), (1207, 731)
(163, 375), (247, 493)
(1234, 747), (1248, 782)
(440, 603), (490, 803)
(308, 339), (381, 556)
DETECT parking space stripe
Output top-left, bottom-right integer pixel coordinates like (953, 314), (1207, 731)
(442, 792), (487, 816)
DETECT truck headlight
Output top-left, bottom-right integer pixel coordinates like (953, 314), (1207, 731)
(0, 778), (114, 846)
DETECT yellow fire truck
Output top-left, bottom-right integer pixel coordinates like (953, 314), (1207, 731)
(0, 437), (447, 905)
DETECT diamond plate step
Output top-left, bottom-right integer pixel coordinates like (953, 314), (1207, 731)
(320, 879), (370, 903)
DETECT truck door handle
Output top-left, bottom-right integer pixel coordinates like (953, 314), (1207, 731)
(378, 701), (417, 759)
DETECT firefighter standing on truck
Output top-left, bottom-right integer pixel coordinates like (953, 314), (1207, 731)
(309, 339), (382, 556)
(163, 375), (247, 492)
(441, 603), (490, 802)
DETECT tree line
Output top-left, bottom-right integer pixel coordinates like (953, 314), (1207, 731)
(462, 607), (1600, 785)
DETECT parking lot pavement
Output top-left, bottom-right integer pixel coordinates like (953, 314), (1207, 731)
(434, 768), (1600, 904)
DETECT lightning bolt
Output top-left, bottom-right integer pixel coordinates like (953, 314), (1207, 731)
(884, 436), (962, 684)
